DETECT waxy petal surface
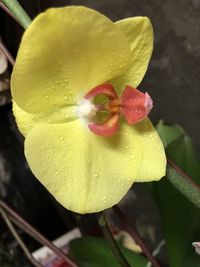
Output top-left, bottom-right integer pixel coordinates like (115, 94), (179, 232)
(25, 119), (166, 213)
(25, 121), (142, 214)
(11, 6), (131, 113)
(13, 101), (76, 137)
(134, 118), (166, 182)
(111, 17), (153, 93)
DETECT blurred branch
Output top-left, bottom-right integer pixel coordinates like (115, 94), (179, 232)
(1, 0), (31, 29)
(0, 200), (77, 267)
(98, 212), (132, 267)
(146, 240), (165, 267)
(167, 158), (200, 209)
(0, 39), (15, 66)
(0, 206), (43, 267)
(113, 206), (161, 267)
(0, 1), (20, 25)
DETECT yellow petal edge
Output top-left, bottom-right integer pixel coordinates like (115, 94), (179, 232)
(24, 119), (166, 214)
(11, 6), (131, 113)
(111, 17), (154, 93)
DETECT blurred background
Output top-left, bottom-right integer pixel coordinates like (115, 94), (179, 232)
(0, 1), (200, 266)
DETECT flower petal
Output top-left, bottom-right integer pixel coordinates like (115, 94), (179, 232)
(24, 120), (142, 214)
(11, 6), (131, 113)
(134, 118), (166, 182)
(13, 101), (76, 137)
(110, 17), (153, 92)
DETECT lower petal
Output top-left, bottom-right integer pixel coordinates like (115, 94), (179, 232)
(134, 118), (166, 182)
(24, 120), (142, 214)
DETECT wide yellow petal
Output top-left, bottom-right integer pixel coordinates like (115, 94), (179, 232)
(134, 118), (166, 182)
(24, 117), (165, 213)
(110, 17), (153, 93)
(13, 101), (76, 137)
(11, 6), (131, 113)
(25, 120), (142, 214)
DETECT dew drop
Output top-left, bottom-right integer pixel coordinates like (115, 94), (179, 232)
(94, 173), (99, 178)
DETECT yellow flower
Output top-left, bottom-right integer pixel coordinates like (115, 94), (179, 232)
(11, 6), (166, 214)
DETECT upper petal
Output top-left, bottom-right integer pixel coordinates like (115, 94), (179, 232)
(11, 6), (131, 113)
(24, 120), (142, 214)
(110, 17), (154, 93)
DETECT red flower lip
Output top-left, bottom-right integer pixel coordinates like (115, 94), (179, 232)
(83, 83), (153, 136)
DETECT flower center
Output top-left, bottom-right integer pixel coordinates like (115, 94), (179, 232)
(79, 84), (153, 137)
(77, 99), (97, 120)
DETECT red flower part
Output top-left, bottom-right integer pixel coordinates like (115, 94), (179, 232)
(121, 86), (153, 125)
(84, 84), (153, 136)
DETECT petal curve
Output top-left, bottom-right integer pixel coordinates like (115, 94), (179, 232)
(134, 118), (166, 182)
(11, 6), (131, 113)
(111, 17), (154, 93)
(25, 120), (142, 214)
(13, 101), (77, 137)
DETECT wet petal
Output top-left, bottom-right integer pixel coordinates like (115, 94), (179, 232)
(111, 17), (153, 92)
(13, 101), (76, 137)
(25, 120), (142, 214)
(11, 6), (131, 113)
(134, 118), (166, 182)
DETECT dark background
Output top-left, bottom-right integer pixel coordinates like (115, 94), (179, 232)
(0, 1), (200, 266)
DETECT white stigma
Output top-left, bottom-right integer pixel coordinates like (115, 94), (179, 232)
(77, 99), (97, 121)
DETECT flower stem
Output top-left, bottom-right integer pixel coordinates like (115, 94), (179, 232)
(0, 1), (20, 25)
(0, 207), (43, 267)
(167, 158), (200, 210)
(1, 0), (31, 29)
(113, 206), (161, 267)
(98, 212), (132, 267)
(0, 39), (15, 66)
(0, 200), (77, 267)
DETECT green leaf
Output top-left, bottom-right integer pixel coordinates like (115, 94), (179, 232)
(153, 122), (200, 267)
(156, 120), (184, 148)
(69, 237), (147, 267)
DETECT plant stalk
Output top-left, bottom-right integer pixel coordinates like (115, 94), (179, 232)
(98, 212), (132, 267)
(0, 207), (43, 267)
(113, 206), (161, 267)
(1, 0), (31, 29)
(167, 159), (200, 210)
